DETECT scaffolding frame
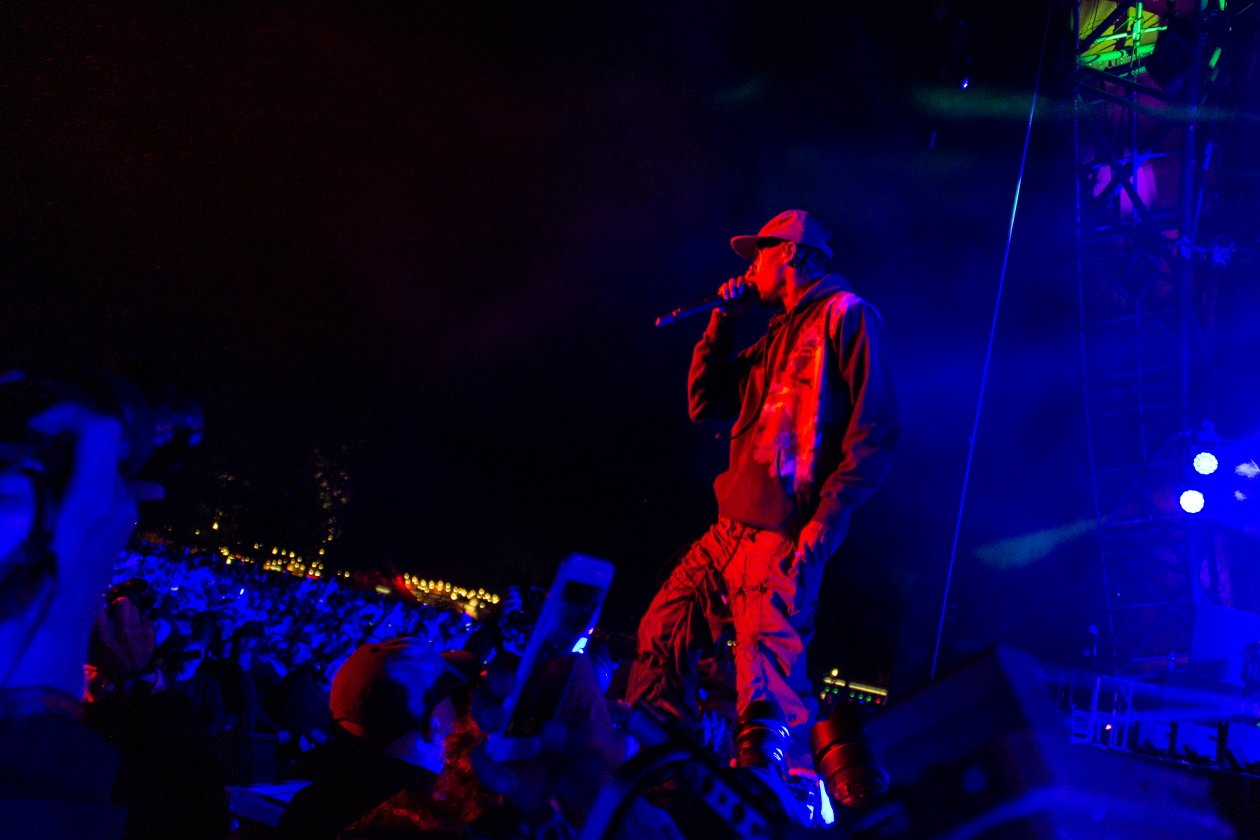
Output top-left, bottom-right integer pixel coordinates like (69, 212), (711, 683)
(1073, 0), (1231, 676)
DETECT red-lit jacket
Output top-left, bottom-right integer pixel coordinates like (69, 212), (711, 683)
(688, 274), (901, 535)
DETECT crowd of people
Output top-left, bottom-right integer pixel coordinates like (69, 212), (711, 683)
(94, 542), (480, 786)
(65, 535), (886, 834)
(95, 533), (809, 836)
(79, 538), (833, 839)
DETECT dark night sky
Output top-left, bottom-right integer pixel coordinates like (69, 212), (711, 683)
(7, 2), (1255, 688)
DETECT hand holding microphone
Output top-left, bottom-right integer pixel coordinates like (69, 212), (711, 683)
(717, 274), (754, 313)
(653, 271), (757, 328)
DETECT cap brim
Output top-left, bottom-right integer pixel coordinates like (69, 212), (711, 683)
(730, 235), (761, 260)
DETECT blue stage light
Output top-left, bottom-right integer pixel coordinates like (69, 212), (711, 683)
(1193, 451), (1219, 475)
(1179, 489), (1205, 514)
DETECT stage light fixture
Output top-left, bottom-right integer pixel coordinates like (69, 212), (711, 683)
(1180, 489), (1205, 514)
(1193, 451), (1219, 475)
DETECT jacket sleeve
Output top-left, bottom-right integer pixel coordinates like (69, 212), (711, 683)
(812, 299), (901, 529)
(687, 309), (760, 422)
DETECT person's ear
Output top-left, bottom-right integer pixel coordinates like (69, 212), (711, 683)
(781, 241), (797, 264)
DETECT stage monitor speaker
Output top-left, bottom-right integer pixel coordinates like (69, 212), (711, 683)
(862, 647), (1231, 839)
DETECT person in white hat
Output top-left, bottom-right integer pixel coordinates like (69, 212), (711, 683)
(626, 209), (901, 772)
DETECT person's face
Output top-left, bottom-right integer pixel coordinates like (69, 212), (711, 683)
(747, 240), (793, 304)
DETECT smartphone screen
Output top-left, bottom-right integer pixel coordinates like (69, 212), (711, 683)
(501, 579), (604, 739)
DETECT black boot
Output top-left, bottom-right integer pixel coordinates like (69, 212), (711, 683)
(809, 704), (889, 810)
(735, 700), (790, 774)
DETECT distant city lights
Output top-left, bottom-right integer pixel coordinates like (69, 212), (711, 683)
(200, 524), (502, 619)
(400, 573), (500, 618)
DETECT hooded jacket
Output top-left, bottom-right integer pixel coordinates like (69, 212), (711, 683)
(688, 274), (901, 535)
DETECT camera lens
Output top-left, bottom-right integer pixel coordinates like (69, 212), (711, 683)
(809, 704), (889, 810)
(736, 700), (790, 771)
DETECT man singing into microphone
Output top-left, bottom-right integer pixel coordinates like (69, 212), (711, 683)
(627, 209), (900, 772)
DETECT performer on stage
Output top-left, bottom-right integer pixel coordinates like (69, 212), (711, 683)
(627, 209), (901, 770)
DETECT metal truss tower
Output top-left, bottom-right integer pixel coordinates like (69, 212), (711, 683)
(1073, 0), (1239, 676)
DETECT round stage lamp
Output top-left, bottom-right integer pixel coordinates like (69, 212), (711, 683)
(1192, 451), (1219, 475)
(1179, 489), (1205, 514)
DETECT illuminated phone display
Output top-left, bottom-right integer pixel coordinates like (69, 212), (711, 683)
(489, 555), (613, 760)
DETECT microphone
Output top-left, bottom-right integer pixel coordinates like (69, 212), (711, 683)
(654, 284), (754, 328)
(653, 296), (727, 328)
